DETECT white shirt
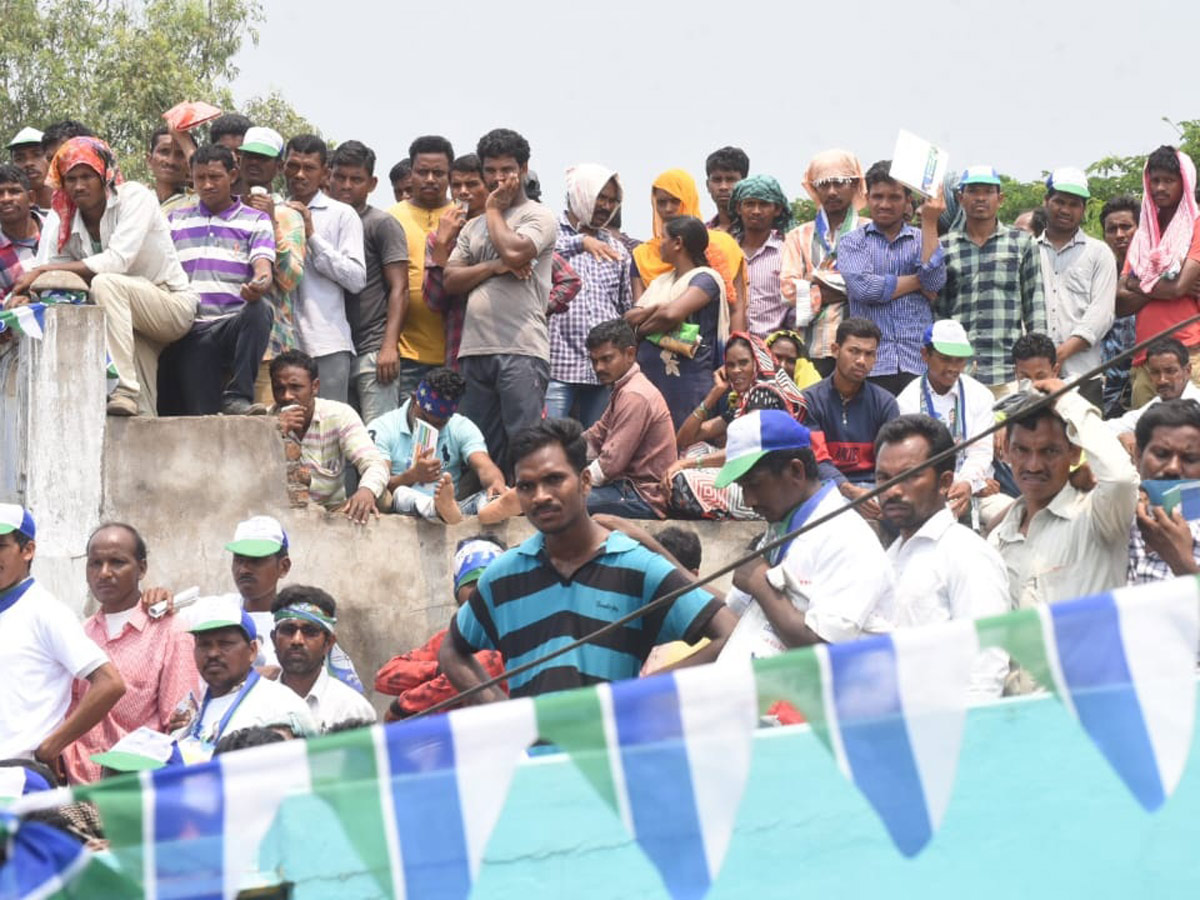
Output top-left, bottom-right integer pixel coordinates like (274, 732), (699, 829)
(896, 371), (996, 490)
(194, 669), (317, 744)
(887, 508), (1010, 700)
(0, 580), (108, 759)
(294, 191), (366, 357)
(990, 391), (1140, 609)
(720, 487), (895, 661)
(1108, 380), (1200, 436)
(299, 667), (376, 732)
(37, 182), (194, 294)
(1036, 229), (1117, 379)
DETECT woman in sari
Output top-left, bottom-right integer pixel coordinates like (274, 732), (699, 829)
(626, 216), (729, 430)
(632, 169), (748, 332)
(662, 331), (808, 519)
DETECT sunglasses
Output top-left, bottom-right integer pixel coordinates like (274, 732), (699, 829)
(813, 177), (859, 188)
(275, 622), (325, 639)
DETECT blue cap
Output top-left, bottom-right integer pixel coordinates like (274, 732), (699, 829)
(0, 504), (35, 540)
(715, 410), (812, 488)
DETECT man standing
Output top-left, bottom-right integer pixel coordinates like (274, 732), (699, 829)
(714, 411), (894, 660)
(7, 126), (51, 214)
(547, 163), (631, 425)
(938, 165), (1046, 393)
(439, 419), (735, 700)
(145, 125), (191, 215)
(370, 367), (506, 524)
(445, 129), (558, 477)
(270, 586), (375, 732)
(389, 160), (413, 203)
(703, 146), (749, 233)
(1121, 147), (1200, 408)
(239, 126), (307, 405)
(178, 599), (315, 759)
(875, 415), (1009, 700)
(161, 144), (275, 415)
(423, 154), (489, 368)
(1100, 195), (1141, 416)
(390, 136), (456, 396)
(582, 319), (676, 518)
(11, 136), (198, 416)
(1036, 168), (1116, 401)
(0, 505), (126, 767)
(271, 349), (389, 522)
(1128, 399), (1200, 583)
(780, 150), (868, 377)
(284, 134), (366, 403)
(62, 523), (198, 783)
(329, 140), (410, 425)
(838, 160), (947, 395)
(729, 175), (792, 338)
(0, 165), (39, 303)
(801, 317), (900, 509)
(989, 381), (1139, 609)
(896, 321), (995, 520)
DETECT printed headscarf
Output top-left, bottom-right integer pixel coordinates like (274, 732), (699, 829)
(724, 331), (806, 419)
(632, 169), (743, 303)
(565, 163), (621, 230)
(1126, 148), (1199, 292)
(416, 378), (457, 419)
(453, 539), (504, 596)
(728, 175), (793, 240)
(273, 601), (337, 635)
(47, 136), (124, 252)
(801, 149), (866, 210)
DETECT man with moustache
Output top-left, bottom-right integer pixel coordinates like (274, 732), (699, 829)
(439, 418), (736, 700)
(1100, 195), (1141, 415)
(62, 523), (198, 783)
(7, 127), (51, 215)
(875, 415), (1009, 700)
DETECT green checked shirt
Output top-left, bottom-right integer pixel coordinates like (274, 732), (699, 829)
(937, 222), (1046, 386)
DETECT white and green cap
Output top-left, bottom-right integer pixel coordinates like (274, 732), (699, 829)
(225, 515), (288, 557)
(239, 126), (284, 159)
(715, 410), (812, 489)
(0, 503), (35, 540)
(7, 126), (43, 149)
(923, 320), (973, 358)
(91, 727), (180, 773)
(1046, 166), (1090, 200)
(959, 164), (1002, 187)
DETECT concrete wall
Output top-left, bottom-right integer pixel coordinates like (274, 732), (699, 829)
(2, 308), (761, 711)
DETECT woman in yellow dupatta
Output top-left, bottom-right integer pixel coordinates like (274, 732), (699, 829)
(632, 169), (747, 332)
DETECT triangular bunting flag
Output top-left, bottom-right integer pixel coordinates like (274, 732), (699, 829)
(0, 304), (46, 339)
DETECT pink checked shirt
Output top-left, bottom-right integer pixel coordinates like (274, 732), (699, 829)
(62, 604), (200, 783)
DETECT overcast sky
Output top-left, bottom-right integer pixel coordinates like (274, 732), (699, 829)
(232, 0), (1198, 234)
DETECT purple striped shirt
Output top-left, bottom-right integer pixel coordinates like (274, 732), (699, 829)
(838, 222), (946, 376)
(168, 199), (275, 318)
(744, 231), (786, 337)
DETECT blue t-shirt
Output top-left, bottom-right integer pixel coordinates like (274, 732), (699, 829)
(451, 531), (720, 698)
(367, 399), (488, 496)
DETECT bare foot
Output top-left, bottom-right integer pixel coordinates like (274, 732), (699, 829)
(477, 486), (521, 525)
(433, 473), (463, 525)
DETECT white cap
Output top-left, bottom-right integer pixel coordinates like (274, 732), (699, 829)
(225, 515), (288, 557)
(239, 126), (284, 159)
(923, 320), (974, 358)
(7, 126), (43, 150)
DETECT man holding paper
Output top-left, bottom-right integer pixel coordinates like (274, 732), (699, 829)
(369, 367), (506, 524)
(836, 159), (947, 396)
(1128, 398), (1200, 583)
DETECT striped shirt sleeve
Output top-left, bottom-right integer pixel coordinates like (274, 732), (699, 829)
(333, 406), (390, 498)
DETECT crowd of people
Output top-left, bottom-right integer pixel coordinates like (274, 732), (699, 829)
(3, 112), (1200, 860)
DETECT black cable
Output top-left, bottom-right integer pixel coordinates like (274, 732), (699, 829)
(415, 310), (1200, 717)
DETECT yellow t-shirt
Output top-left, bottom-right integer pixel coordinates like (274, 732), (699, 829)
(389, 200), (453, 364)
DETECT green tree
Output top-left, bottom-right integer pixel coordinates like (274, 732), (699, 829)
(0, 0), (310, 182)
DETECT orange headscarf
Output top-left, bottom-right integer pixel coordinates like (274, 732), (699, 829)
(632, 169), (742, 302)
(801, 149), (866, 211)
(47, 136), (124, 252)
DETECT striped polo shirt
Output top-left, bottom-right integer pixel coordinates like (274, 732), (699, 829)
(451, 530), (720, 698)
(168, 198), (276, 318)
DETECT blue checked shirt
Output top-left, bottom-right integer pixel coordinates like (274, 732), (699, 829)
(937, 224), (1046, 386)
(550, 214), (632, 384)
(838, 222), (946, 376)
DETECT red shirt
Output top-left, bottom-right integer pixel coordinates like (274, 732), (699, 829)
(62, 604), (200, 783)
(1133, 217), (1200, 364)
(374, 629), (506, 719)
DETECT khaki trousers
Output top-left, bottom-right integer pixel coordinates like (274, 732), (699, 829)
(91, 274), (197, 416)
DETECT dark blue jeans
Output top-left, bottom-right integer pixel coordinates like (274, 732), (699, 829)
(587, 480), (658, 519)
